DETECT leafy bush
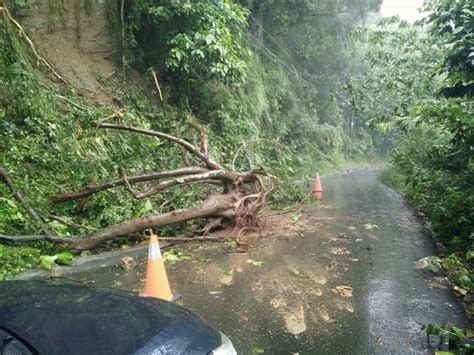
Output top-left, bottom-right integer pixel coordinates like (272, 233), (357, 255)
(393, 99), (473, 251)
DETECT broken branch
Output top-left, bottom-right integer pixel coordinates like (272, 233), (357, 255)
(187, 118), (209, 155)
(134, 170), (227, 199)
(151, 68), (164, 102)
(93, 122), (222, 170)
(51, 167), (208, 202)
(0, 234), (76, 243)
(0, 164), (52, 236)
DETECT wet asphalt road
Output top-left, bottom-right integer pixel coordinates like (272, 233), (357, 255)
(43, 169), (469, 354)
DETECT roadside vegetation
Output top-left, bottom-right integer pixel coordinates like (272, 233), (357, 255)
(345, 0), (473, 347)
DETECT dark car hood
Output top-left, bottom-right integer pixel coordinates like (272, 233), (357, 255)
(0, 280), (220, 355)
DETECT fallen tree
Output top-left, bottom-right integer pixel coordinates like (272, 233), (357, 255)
(0, 121), (274, 250)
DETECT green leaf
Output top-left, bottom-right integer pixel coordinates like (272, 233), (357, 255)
(457, 275), (472, 288)
(363, 223), (379, 230)
(163, 249), (190, 263)
(39, 255), (57, 270)
(253, 347), (265, 354)
(55, 251), (74, 266)
(247, 259), (263, 267)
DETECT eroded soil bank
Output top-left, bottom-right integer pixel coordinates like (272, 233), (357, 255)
(18, 169), (468, 354)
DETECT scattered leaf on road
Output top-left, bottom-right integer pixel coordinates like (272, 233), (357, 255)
(209, 291), (223, 295)
(163, 249), (191, 263)
(39, 255), (57, 270)
(453, 285), (468, 296)
(291, 269), (307, 278)
(414, 256), (442, 272)
(333, 286), (353, 297)
(55, 251), (74, 266)
(120, 256), (137, 271)
(247, 259), (263, 266)
(363, 223), (379, 230)
(330, 247), (352, 255)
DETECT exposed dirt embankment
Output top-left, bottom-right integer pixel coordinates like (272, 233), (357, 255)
(18, 0), (119, 100)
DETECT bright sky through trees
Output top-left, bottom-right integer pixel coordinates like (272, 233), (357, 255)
(381, 0), (425, 22)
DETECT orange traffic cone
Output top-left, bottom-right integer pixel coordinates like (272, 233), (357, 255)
(313, 173), (323, 200)
(140, 234), (176, 301)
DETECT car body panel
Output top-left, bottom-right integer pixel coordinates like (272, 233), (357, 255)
(0, 280), (221, 355)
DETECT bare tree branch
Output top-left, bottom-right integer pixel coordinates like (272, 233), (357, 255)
(0, 164), (52, 236)
(187, 118), (209, 155)
(51, 167), (208, 202)
(0, 234), (76, 243)
(93, 122), (222, 170)
(121, 168), (139, 199)
(181, 147), (191, 166)
(134, 170), (227, 199)
(151, 68), (164, 102)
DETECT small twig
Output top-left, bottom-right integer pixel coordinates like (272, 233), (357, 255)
(262, 209), (297, 217)
(95, 109), (125, 128)
(47, 274), (96, 285)
(151, 68), (164, 102)
(0, 6), (75, 91)
(187, 115), (209, 155)
(181, 148), (191, 166)
(120, 168), (139, 199)
(57, 95), (86, 111)
(48, 215), (98, 231)
(236, 227), (248, 244)
(262, 190), (313, 218)
(158, 199), (171, 210)
(0, 164), (52, 236)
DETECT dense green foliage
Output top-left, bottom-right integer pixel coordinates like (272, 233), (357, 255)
(127, 0), (249, 85)
(350, 7), (473, 253)
(349, 0), (473, 321)
(424, 0), (474, 97)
